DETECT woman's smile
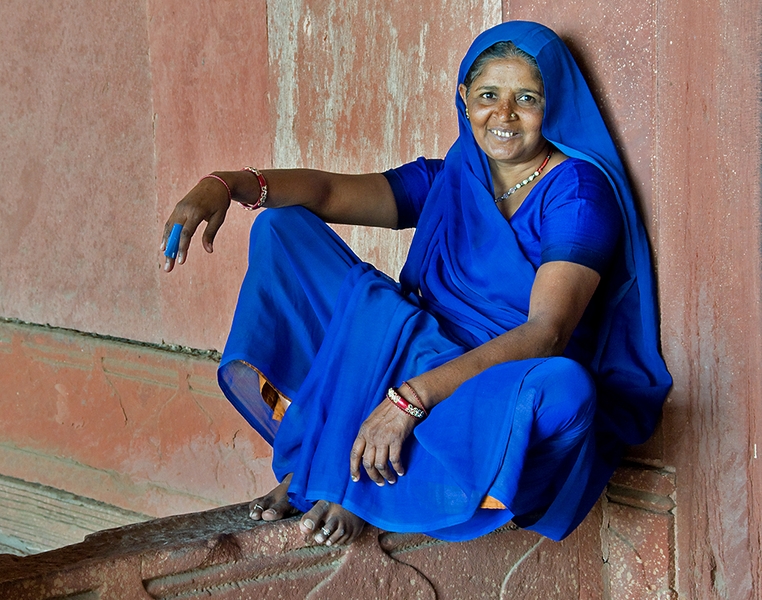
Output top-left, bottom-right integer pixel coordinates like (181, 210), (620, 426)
(489, 128), (519, 139)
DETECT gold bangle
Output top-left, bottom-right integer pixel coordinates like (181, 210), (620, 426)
(240, 166), (268, 210)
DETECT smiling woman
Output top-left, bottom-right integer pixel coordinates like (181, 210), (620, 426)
(459, 53), (558, 217)
(161, 20), (671, 546)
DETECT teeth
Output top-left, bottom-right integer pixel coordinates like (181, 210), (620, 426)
(490, 129), (516, 138)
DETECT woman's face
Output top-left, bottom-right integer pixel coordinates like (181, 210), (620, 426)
(459, 57), (546, 171)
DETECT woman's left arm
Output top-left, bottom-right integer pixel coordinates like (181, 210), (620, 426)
(350, 260), (601, 485)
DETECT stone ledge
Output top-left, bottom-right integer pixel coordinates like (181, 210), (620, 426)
(0, 469), (677, 600)
(0, 501), (600, 599)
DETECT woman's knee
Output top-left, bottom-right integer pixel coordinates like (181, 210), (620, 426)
(526, 357), (595, 440)
(249, 206), (314, 241)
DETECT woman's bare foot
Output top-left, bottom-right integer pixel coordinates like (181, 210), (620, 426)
(249, 473), (299, 522)
(299, 499), (365, 546)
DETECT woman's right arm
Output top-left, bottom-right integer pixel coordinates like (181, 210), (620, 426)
(161, 169), (397, 272)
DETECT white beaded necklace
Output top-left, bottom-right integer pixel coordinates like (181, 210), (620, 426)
(495, 149), (554, 203)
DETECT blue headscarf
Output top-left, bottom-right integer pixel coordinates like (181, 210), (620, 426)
(401, 21), (672, 447)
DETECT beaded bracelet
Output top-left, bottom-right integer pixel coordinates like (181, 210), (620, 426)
(241, 166), (268, 210)
(199, 174), (232, 203)
(387, 387), (427, 420)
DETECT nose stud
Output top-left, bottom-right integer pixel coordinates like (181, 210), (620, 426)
(510, 112), (517, 119)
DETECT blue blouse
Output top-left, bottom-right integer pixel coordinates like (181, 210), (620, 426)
(385, 157), (622, 276)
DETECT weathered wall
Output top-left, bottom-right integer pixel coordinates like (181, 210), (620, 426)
(654, 3), (762, 597)
(0, 0), (760, 597)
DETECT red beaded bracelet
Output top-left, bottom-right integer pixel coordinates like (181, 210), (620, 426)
(241, 166), (268, 210)
(387, 387), (427, 420)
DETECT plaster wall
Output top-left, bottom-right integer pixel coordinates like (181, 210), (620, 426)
(0, 0), (760, 597)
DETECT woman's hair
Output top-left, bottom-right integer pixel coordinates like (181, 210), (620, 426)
(461, 41), (542, 96)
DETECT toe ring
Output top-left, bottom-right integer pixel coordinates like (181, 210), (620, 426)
(253, 504), (264, 511)
(321, 526), (331, 537)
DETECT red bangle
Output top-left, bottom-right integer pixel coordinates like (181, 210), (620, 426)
(241, 166), (268, 210)
(401, 381), (427, 413)
(199, 174), (232, 203)
(387, 387), (427, 420)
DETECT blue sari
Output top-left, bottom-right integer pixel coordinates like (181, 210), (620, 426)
(218, 21), (671, 542)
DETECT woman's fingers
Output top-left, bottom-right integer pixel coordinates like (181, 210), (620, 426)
(176, 222), (198, 265)
(162, 219), (199, 272)
(373, 446), (397, 485)
(349, 436), (366, 482)
(361, 446), (386, 486)
(201, 209), (227, 254)
(350, 403), (417, 485)
(389, 439), (405, 477)
(161, 177), (232, 272)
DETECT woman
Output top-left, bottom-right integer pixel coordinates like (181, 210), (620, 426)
(162, 21), (671, 545)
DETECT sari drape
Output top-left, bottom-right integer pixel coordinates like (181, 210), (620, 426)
(217, 21), (671, 542)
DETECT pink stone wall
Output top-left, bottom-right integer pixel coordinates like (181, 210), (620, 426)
(1, 0), (761, 597)
(1, 0), (159, 341)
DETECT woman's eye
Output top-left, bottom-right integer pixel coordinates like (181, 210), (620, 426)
(480, 91), (497, 100)
(517, 94), (535, 104)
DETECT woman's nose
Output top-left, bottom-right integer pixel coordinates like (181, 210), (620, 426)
(497, 101), (517, 120)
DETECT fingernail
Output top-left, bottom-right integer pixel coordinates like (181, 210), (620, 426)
(326, 540), (332, 547)
(303, 518), (315, 530)
(375, 481), (385, 487)
(351, 475), (359, 482)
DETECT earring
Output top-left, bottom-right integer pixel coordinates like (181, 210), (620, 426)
(465, 107), (470, 119)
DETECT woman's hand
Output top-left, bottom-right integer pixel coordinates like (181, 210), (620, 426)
(161, 174), (232, 272)
(350, 397), (419, 486)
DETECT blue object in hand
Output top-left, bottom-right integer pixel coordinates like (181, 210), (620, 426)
(165, 223), (183, 259)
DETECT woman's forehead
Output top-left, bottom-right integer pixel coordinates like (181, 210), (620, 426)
(472, 57), (543, 90)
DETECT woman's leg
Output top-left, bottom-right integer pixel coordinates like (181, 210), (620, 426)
(221, 208), (368, 540)
(501, 357), (597, 521)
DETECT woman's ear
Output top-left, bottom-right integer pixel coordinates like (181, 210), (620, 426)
(458, 83), (468, 106)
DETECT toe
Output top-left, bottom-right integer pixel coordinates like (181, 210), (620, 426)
(249, 499), (267, 520)
(300, 500), (329, 536)
(325, 524), (346, 547)
(314, 516), (341, 544)
(311, 503), (366, 546)
(249, 474), (295, 522)
(261, 495), (295, 521)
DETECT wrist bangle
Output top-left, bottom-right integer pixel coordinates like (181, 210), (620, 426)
(199, 174), (232, 203)
(387, 387), (427, 420)
(241, 166), (268, 210)
(401, 381), (427, 413)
